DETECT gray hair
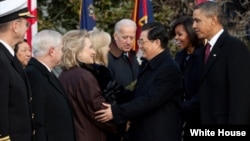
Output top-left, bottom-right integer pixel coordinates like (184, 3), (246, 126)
(32, 30), (62, 57)
(114, 19), (136, 33)
(194, 1), (224, 25)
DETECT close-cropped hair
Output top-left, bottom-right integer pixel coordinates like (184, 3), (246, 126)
(194, 1), (224, 25)
(142, 22), (169, 49)
(171, 16), (202, 48)
(14, 39), (28, 53)
(32, 30), (62, 57)
(0, 21), (11, 32)
(114, 19), (136, 34)
(89, 29), (111, 66)
(61, 29), (89, 70)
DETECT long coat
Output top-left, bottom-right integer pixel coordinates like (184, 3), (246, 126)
(58, 66), (116, 141)
(200, 31), (250, 124)
(112, 50), (182, 141)
(0, 43), (32, 141)
(175, 48), (203, 125)
(25, 58), (75, 141)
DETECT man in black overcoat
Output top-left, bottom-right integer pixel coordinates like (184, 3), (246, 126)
(193, 1), (250, 125)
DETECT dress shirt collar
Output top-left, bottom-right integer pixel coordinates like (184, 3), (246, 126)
(208, 29), (224, 51)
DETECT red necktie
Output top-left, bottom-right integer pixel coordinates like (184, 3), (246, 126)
(204, 43), (211, 64)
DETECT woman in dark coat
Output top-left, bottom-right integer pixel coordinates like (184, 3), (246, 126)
(172, 16), (204, 140)
(58, 30), (116, 141)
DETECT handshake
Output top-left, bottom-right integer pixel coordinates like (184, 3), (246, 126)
(103, 80), (125, 105)
(103, 80), (137, 105)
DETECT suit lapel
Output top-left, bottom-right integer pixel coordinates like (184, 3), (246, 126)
(48, 72), (66, 97)
(200, 32), (225, 82)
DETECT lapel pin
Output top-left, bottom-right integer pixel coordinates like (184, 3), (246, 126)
(213, 54), (216, 57)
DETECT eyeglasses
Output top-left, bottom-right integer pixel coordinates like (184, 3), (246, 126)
(137, 39), (151, 46)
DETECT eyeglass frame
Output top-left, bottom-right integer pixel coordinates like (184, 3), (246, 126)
(137, 39), (151, 46)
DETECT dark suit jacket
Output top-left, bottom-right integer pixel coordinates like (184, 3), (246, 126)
(112, 50), (182, 141)
(0, 43), (32, 141)
(200, 30), (250, 124)
(25, 58), (75, 141)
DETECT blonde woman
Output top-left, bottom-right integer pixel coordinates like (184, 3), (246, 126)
(88, 29), (112, 91)
(58, 29), (116, 141)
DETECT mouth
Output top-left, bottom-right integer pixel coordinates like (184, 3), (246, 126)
(175, 40), (181, 46)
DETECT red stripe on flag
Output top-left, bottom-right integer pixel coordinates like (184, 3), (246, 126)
(27, 0), (37, 49)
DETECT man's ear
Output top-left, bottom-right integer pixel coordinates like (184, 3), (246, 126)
(154, 39), (161, 48)
(48, 47), (55, 56)
(211, 15), (218, 26)
(12, 21), (19, 33)
(114, 32), (118, 41)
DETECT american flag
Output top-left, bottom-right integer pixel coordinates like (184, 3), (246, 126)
(26, 0), (37, 48)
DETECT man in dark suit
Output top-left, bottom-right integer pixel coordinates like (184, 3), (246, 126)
(25, 30), (75, 141)
(193, 1), (250, 125)
(95, 22), (183, 141)
(0, 0), (35, 140)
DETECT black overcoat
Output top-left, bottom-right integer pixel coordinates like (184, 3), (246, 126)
(25, 58), (75, 141)
(199, 31), (250, 124)
(112, 50), (182, 141)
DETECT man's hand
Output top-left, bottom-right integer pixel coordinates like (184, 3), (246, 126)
(95, 103), (113, 122)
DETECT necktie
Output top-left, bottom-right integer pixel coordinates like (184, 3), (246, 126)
(204, 43), (211, 64)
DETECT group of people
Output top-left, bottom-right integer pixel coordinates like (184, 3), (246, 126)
(1, 0), (250, 141)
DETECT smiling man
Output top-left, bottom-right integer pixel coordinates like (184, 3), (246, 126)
(95, 22), (183, 141)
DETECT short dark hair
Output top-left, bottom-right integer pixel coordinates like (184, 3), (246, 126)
(171, 16), (202, 48)
(14, 39), (28, 53)
(142, 22), (169, 49)
(194, 1), (224, 25)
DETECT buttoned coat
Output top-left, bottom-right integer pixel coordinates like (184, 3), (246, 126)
(25, 58), (75, 141)
(0, 43), (32, 141)
(200, 31), (250, 124)
(112, 50), (182, 141)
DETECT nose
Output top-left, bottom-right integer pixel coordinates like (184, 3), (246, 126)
(174, 34), (178, 40)
(27, 50), (32, 57)
(192, 22), (196, 29)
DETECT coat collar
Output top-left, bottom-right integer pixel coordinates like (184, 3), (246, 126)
(109, 40), (123, 58)
(28, 57), (66, 96)
(139, 50), (170, 76)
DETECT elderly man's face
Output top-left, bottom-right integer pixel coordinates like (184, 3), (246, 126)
(114, 25), (136, 52)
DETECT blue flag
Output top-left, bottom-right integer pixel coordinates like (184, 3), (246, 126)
(80, 0), (96, 30)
